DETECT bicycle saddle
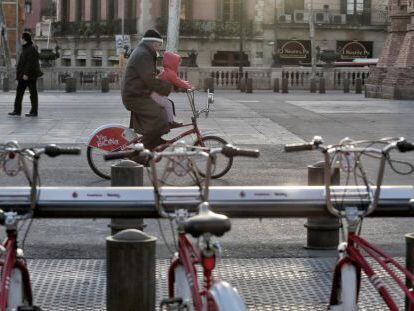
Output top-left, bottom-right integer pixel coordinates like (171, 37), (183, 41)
(184, 202), (231, 238)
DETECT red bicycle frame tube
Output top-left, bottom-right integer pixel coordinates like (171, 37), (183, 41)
(331, 232), (414, 310)
(0, 231), (32, 311)
(168, 232), (215, 311)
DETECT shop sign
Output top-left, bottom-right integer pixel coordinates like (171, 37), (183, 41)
(275, 40), (311, 65)
(337, 41), (373, 60)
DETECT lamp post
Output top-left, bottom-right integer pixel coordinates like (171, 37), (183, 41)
(308, 0), (317, 79)
(238, 0), (244, 89)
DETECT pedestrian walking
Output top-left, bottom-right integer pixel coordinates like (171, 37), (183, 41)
(121, 29), (172, 150)
(8, 32), (42, 117)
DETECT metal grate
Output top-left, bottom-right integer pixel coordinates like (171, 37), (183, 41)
(27, 258), (403, 310)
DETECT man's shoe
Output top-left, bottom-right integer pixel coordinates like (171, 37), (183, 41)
(8, 111), (21, 116)
(169, 121), (184, 129)
(25, 112), (38, 117)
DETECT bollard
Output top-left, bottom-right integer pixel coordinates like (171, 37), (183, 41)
(65, 77), (76, 93)
(273, 78), (280, 93)
(2, 77), (9, 92)
(282, 78), (289, 93)
(101, 77), (110, 93)
(310, 78), (317, 93)
(107, 229), (156, 311)
(203, 77), (214, 92)
(239, 78), (246, 92)
(109, 160), (145, 235)
(343, 78), (350, 93)
(355, 78), (362, 94)
(305, 161), (340, 249)
(406, 233), (414, 310)
(319, 77), (326, 94)
(246, 78), (253, 93)
(37, 77), (44, 92)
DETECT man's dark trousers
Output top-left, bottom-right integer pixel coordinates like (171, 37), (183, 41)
(14, 79), (38, 114)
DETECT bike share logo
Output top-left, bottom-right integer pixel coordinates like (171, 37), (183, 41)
(96, 134), (119, 148)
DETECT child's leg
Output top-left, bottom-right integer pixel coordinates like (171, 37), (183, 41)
(151, 93), (174, 123)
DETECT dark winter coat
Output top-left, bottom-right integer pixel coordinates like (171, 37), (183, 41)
(16, 42), (41, 81)
(121, 42), (172, 135)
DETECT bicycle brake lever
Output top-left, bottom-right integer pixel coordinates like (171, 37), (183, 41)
(213, 241), (223, 261)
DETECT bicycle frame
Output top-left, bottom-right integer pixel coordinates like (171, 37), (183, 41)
(0, 230), (32, 311)
(330, 231), (414, 310)
(168, 233), (204, 310)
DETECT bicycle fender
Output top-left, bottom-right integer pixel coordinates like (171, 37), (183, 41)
(87, 124), (135, 151)
(209, 281), (246, 311)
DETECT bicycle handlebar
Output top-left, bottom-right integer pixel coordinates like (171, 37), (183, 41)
(397, 140), (414, 153)
(284, 143), (315, 152)
(44, 145), (81, 157)
(104, 150), (135, 161)
(221, 145), (260, 158)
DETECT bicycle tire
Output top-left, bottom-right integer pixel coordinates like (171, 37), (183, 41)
(87, 146), (128, 180)
(193, 136), (233, 179)
(174, 265), (193, 310)
(8, 268), (30, 310)
(209, 281), (246, 311)
(330, 263), (358, 310)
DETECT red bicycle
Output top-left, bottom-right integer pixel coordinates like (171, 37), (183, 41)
(0, 141), (80, 311)
(87, 90), (232, 180)
(285, 136), (414, 310)
(105, 142), (259, 310)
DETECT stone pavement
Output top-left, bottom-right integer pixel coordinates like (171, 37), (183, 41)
(0, 91), (305, 145)
(1, 90), (414, 309)
(29, 258), (402, 310)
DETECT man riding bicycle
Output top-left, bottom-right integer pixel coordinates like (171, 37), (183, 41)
(121, 29), (172, 150)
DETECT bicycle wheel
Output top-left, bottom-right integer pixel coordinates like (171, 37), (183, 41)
(209, 281), (246, 311)
(329, 263), (358, 310)
(193, 136), (233, 179)
(87, 146), (126, 180)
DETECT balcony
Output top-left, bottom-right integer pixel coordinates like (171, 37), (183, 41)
(53, 19), (138, 37)
(156, 18), (255, 38)
(274, 9), (389, 28)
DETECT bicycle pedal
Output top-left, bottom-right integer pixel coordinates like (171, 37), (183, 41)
(17, 306), (42, 311)
(160, 297), (184, 309)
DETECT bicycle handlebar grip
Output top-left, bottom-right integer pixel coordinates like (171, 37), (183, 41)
(44, 145), (81, 157)
(397, 141), (414, 153)
(104, 150), (134, 161)
(284, 143), (314, 152)
(221, 145), (260, 158)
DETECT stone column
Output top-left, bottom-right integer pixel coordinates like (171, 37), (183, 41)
(166, 0), (181, 52)
(365, 0), (410, 98)
(138, 0), (153, 36)
(386, 0), (414, 98)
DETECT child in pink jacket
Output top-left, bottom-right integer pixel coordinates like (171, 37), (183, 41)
(151, 51), (194, 128)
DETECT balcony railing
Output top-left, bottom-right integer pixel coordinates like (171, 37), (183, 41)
(156, 18), (255, 38)
(275, 9), (389, 27)
(53, 19), (138, 37)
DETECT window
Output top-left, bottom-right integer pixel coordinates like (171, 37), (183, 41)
(284, 0), (304, 15)
(220, 0), (241, 21)
(125, 0), (136, 19)
(347, 0), (364, 15)
(76, 0), (84, 22)
(61, 0), (70, 22)
(91, 0), (100, 22)
(107, 0), (118, 20)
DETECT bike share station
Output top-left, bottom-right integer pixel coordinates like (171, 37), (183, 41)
(2, 167), (414, 310)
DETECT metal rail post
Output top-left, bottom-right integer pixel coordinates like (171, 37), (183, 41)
(406, 233), (414, 310)
(282, 77), (289, 93)
(319, 77), (326, 94)
(246, 78), (253, 93)
(305, 161), (340, 249)
(106, 229), (156, 311)
(343, 78), (350, 93)
(310, 78), (317, 93)
(109, 160), (145, 235)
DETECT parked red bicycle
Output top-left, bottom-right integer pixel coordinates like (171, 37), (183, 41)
(0, 141), (80, 311)
(285, 136), (414, 310)
(87, 90), (231, 180)
(105, 141), (259, 310)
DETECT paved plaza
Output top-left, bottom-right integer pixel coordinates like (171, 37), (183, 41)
(1, 90), (414, 309)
